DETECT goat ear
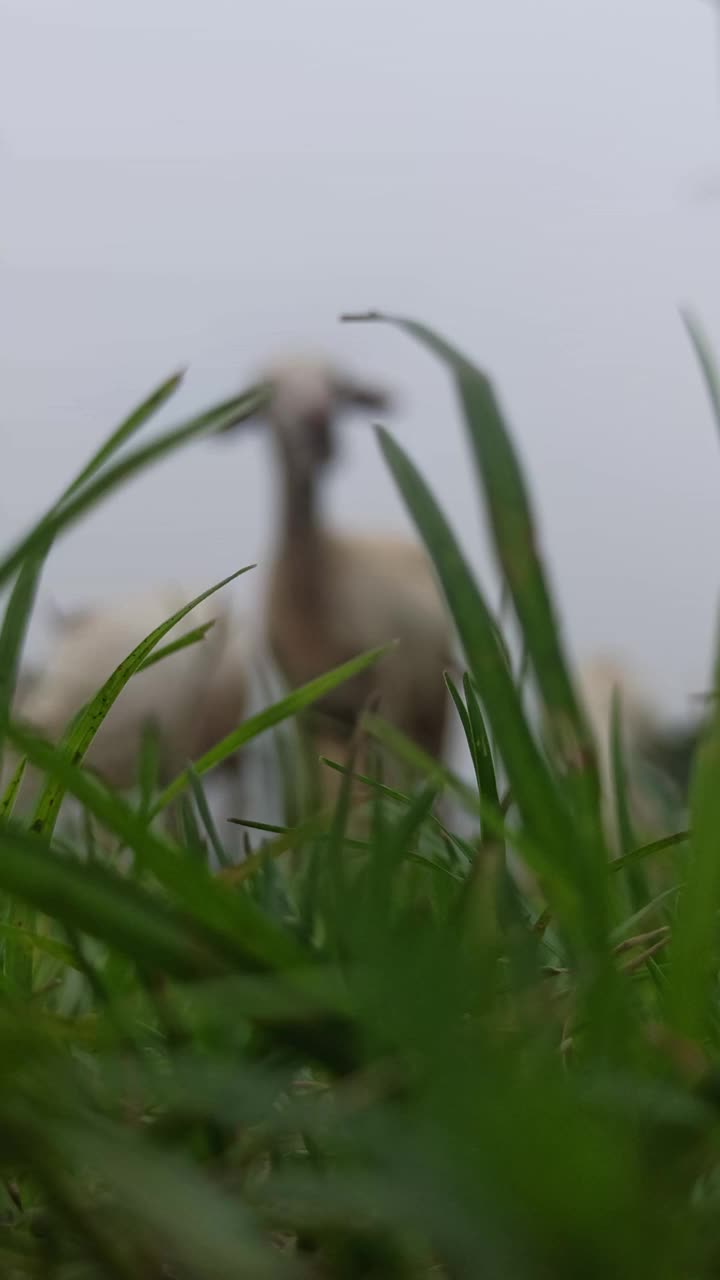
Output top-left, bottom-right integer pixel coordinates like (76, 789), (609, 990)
(333, 373), (393, 414)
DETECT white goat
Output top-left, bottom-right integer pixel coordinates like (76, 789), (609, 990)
(6, 587), (252, 838)
(219, 354), (454, 798)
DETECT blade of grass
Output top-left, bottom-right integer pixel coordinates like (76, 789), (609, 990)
(363, 711), (484, 812)
(362, 712), (552, 888)
(150, 644), (394, 818)
(0, 545), (51, 763)
(344, 312), (601, 806)
(610, 689), (649, 913)
(459, 674), (528, 936)
(320, 756), (472, 864)
(610, 886), (680, 945)
(322, 739), (358, 954)
(0, 923), (79, 973)
(665, 675), (720, 1038)
(136, 721), (161, 821)
(445, 672), (482, 795)
(220, 812), (341, 886)
(0, 386), (265, 592)
(378, 784), (438, 888)
(137, 620), (216, 673)
(463, 672), (501, 821)
(351, 314), (616, 984)
(7, 722), (306, 972)
(0, 372), (187, 764)
(610, 689), (638, 855)
(62, 369), (185, 498)
(682, 308), (720, 440)
(0, 552), (49, 996)
(186, 766), (231, 870)
(610, 830), (689, 875)
(0, 822), (232, 980)
(180, 793), (207, 862)
(372, 429), (584, 929)
(0, 756), (26, 820)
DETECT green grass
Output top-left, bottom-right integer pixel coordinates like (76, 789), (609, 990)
(0, 321), (716, 1278)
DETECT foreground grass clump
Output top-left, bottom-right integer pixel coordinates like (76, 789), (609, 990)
(0, 314), (717, 1279)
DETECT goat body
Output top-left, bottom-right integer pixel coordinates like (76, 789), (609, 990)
(269, 529), (452, 762)
(7, 588), (251, 824)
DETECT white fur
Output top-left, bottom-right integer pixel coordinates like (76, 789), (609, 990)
(256, 356), (455, 785)
(6, 587), (253, 841)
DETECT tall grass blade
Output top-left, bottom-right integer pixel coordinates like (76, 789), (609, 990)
(0, 387), (265, 592)
(0, 373), (187, 768)
(610, 830), (689, 875)
(137, 619), (216, 672)
(7, 722), (305, 971)
(665, 661), (720, 1039)
(344, 311), (600, 804)
(363, 712), (552, 890)
(0, 545), (51, 763)
(463, 673), (501, 822)
(0, 756), (26, 820)
(187, 766), (231, 870)
(682, 308), (720, 441)
(610, 689), (649, 912)
(0, 822), (232, 979)
(151, 644), (393, 816)
(63, 368), (185, 498)
(375, 427), (585, 927)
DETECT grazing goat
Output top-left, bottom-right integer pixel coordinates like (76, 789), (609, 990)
(5, 587), (251, 837)
(219, 355), (454, 798)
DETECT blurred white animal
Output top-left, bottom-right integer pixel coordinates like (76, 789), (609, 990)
(219, 354), (454, 798)
(6, 586), (253, 840)
(576, 655), (694, 847)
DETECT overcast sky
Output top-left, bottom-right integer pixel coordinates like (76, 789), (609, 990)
(2, 0), (720, 718)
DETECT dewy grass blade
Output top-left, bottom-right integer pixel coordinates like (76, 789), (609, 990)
(137, 621), (216, 672)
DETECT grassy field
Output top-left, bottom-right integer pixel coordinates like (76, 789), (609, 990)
(0, 312), (716, 1278)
